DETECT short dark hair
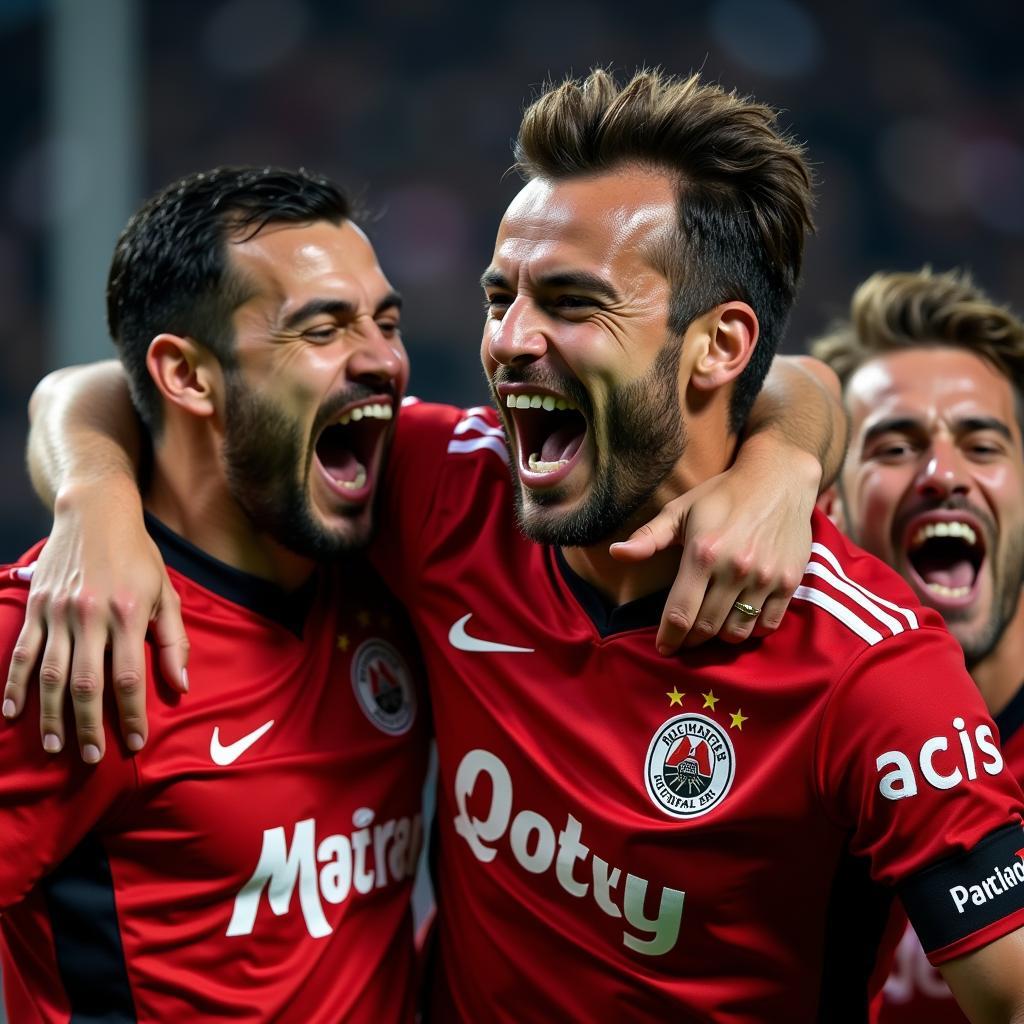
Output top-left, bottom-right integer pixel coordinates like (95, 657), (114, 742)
(811, 267), (1024, 436)
(515, 68), (815, 432)
(106, 166), (352, 432)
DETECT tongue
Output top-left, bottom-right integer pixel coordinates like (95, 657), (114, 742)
(917, 557), (975, 590)
(319, 446), (362, 483)
(541, 425), (584, 464)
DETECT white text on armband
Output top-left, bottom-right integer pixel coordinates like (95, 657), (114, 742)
(453, 748), (684, 956)
(875, 717), (1003, 801)
(226, 810), (422, 938)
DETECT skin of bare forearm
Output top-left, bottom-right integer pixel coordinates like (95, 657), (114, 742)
(742, 355), (848, 493)
(27, 361), (143, 511)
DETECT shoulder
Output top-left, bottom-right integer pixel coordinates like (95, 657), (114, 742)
(787, 511), (942, 655)
(390, 398), (511, 501)
(394, 399), (506, 459)
(0, 540), (49, 625)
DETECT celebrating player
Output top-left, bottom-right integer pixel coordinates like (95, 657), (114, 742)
(11, 70), (1024, 1021)
(812, 267), (1024, 1024)
(0, 168), (432, 1022)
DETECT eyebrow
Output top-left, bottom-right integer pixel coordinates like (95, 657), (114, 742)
(861, 414), (1014, 449)
(955, 416), (1013, 441)
(281, 291), (402, 331)
(861, 417), (924, 449)
(479, 268), (621, 304)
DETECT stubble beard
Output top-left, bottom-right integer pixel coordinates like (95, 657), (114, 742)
(510, 337), (686, 548)
(221, 372), (372, 560)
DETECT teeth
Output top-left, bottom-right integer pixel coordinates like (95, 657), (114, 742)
(528, 452), (568, 474)
(910, 521), (978, 549)
(337, 403), (393, 426)
(338, 465), (367, 491)
(505, 392), (578, 413)
(926, 582), (971, 599)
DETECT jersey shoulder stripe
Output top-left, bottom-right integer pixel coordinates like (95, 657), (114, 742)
(447, 407), (507, 462)
(792, 540), (921, 647)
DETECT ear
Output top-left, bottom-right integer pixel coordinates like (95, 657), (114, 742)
(817, 484), (846, 531)
(146, 334), (220, 419)
(688, 302), (759, 392)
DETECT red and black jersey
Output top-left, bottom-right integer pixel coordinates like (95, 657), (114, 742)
(374, 401), (1024, 1024)
(0, 516), (430, 1023)
(874, 687), (1024, 1024)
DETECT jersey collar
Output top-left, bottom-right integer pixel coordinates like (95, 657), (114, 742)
(145, 512), (318, 635)
(553, 546), (668, 638)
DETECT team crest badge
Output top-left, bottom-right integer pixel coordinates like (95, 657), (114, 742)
(351, 639), (417, 735)
(645, 713), (735, 819)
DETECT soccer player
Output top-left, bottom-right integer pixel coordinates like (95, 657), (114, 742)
(0, 168), (433, 1021)
(812, 267), (1024, 1024)
(14, 71), (1024, 1021)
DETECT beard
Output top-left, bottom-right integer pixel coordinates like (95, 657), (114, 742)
(221, 371), (374, 560)
(962, 521), (1024, 668)
(507, 337), (686, 547)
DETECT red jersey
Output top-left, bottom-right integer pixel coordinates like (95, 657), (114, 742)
(374, 401), (1024, 1024)
(0, 516), (430, 1023)
(874, 688), (1024, 1024)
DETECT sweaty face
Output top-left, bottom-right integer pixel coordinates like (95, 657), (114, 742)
(221, 220), (408, 556)
(481, 169), (687, 546)
(839, 347), (1024, 664)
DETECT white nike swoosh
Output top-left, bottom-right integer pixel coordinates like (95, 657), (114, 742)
(448, 613), (534, 654)
(210, 720), (275, 766)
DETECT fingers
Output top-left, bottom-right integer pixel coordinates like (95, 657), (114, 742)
(152, 581), (189, 695)
(37, 613), (73, 755)
(609, 498), (692, 563)
(654, 536), (718, 654)
(3, 607), (46, 721)
(109, 598), (149, 754)
(656, 540), (802, 653)
(66, 613), (108, 764)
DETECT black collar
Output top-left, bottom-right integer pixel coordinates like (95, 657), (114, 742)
(554, 546), (668, 638)
(995, 682), (1024, 747)
(145, 513), (318, 636)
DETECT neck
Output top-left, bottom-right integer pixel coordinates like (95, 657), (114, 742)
(562, 429), (738, 607)
(970, 592), (1024, 717)
(146, 423), (315, 592)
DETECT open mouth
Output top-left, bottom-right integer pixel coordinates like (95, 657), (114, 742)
(904, 517), (986, 604)
(313, 399), (394, 504)
(502, 388), (589, 488)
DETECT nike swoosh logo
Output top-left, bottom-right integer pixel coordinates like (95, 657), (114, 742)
(448, 613), (534, 654)
(210, 720), (275, 766)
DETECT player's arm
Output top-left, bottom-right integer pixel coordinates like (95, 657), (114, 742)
(941, 933), (1024, 1024)
(612, 354), (845, 653)
(3, 361), (188, 763)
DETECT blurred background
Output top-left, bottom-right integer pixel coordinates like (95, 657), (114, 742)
(1, 0), (1021, 559)
(0, 0), (1020, 1015)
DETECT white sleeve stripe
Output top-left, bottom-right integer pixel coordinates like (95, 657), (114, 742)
(453, 416), (505, 438)
(809, 542), (919, 629)
(466, 406), (492, 417)
(801, 561), (904, 635)
(446, 436), (509, 460)
(792, 585), (884, 646)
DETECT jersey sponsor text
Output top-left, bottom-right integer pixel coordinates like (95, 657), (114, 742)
(227, 810), (423, 938)
(876, 717), (1003, 801)
(453, 748), (684, 956)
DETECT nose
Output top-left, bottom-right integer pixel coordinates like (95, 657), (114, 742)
(347, 319), (405, 390)
(916, 437), (971, 501)
(486, 297), (549, 367)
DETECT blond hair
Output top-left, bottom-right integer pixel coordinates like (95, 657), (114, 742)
(812, 267), (1024, 390)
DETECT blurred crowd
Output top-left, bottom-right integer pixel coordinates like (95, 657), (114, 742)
(0, 0), (1020, 557)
